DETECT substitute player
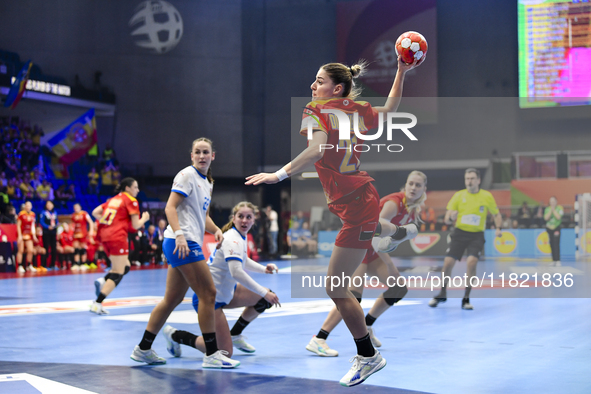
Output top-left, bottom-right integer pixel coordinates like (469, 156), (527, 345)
(307, 171), (425, 356)
(71, 203), (95, 271)
(130, 138), (240, 369)
(246, 55), (423, 386)
(163, 201), (280, 359)
(90, 178), (150, 315)
(57, 222), (75, 270)
(428, 168), (502, 310)
(16, 201), (37, 273)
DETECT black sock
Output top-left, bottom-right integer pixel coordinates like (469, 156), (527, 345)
(139, 330), (157, 351)
(464, 286), (472, 299)
(230, 316), (250, 336)
(365, 313), (377, 326)
(202, 332), (218, 356)
(392, 226), (407, 240)
(354, 333), (375, 358)
(316, 329), (330, 340)
(41, 254), (47, 268)
(96, 293), (107, 303)
(171, 330), (198, 348)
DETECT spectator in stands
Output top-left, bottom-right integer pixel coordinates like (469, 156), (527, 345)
(0, 171), (7, 188)
(533, 201), (545, 228)
(544, 196), (563, 266)
(66, 184), (77, 201)
(87, 167), (99, 194)
(1, 204), (17, 224)
(266, 205), (279, 256)
(36, 180), (53, 201)
(420, 205), (436, 231)
(6, 178), (19, 200)
(100, 162), (114, 195)
(287, 221), (317, 257)
(292, 210), (306, 228)
(517, 202), (532, 228)
(102, 143), (116, 165)
(142, 224), (162, 265)
(40, 200), (58, 270)
(112, 165), (122, 186)
(55, 184), (69, 209)
(0, 186), (8, 215)
(18, 175), (35, 199)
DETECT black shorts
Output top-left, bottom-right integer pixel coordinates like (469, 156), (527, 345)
(446, 228), (485, 260)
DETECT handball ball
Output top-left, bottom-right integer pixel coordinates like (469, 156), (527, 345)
(395, 31), (428, 64)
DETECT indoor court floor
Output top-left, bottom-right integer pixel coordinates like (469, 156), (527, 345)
(0, 256), (589, 394)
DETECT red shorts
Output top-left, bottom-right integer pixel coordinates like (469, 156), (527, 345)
(73, 234), (88, 248)
(102, 240), (129, 256)
(361, 247), (379, 265)
(328, 183), (380, 249)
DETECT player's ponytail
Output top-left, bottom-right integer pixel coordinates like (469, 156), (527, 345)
(321, 59), (368, 99)
(115, 177), (136, 194)
(191, 137), (215, 184)
(221, 201), (259, 233)
(401, 171), (428, 222)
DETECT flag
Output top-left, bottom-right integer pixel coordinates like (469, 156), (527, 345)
(3, 60), (33, 109)
(45, 108), (98, 167)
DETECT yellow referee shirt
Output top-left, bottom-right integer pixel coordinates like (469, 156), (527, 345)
(447, 189), (499, 232)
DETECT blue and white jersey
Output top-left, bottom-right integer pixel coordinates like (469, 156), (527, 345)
(208, 227), (266, 304)
(164, 165), (212, 244)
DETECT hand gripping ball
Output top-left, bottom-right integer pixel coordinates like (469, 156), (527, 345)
(395, 31), (428, 64)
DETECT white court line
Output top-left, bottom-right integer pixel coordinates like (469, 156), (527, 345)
(104, 299), (422, 324)
(0, 373), (97, 394)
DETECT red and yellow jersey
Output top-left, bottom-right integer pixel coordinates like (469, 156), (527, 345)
(34, 227), (43, 247)
(18, 211), (36, 240)
(72, 210), (91, 239)
(379, 191), (417, 226)
(59, 229), (74, 247)
(300, 98), (379, 204)
(97, 192), (140, 243)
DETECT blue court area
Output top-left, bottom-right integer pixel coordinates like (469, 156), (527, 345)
(0, 257), (590, 394)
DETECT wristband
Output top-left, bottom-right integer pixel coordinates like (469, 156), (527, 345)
(174, 230), (184, 237)
(274, 168), (288, 182)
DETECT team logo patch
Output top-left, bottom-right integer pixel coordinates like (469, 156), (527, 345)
(479, 206), (484, 212)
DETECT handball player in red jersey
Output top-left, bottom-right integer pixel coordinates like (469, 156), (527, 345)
(90, 178), (150, 315)
(307, 171), (426, 355)
(71, 203), (95, 271)
(246, 54), (424, 386)
(16, 201), (37, 273)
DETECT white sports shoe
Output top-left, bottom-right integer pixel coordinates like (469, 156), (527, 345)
(376, 223), (419, 253)
(89, 301), (109, 315)
(163, 325), (182, 357)
(130, 345), (166, 365)
(305, 336), (338, 357)
(27, 265), (37, 273)
(367, 326), (382, 348)
(17, 266), (26, 274)
(71, 265), (80, 272)
(339, 350), (387, 387)
(202, 350), (240, 369)
(232, 335), (256, 353)
(94, 277), (105, 298)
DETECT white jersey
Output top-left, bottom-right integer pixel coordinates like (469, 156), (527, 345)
(163, 165), (212, 244)
(208, 227), (266, 304)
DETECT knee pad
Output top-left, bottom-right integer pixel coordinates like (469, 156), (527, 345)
(105, 272), (124, 286)
(74, 248), (81, 257)
(124, 265), (131, 275)
(253, 291), (274, 313)
(351, 290), (362, 304)
(383, 285), (408, 306)
(78, 248), (87, 256)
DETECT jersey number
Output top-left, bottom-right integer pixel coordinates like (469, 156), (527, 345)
(339, 136), (360, 174)
(99, 208), (117, 225)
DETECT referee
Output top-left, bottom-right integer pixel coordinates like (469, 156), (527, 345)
(429, 168), (502, 310)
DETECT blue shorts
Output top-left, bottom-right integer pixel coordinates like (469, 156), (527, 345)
(192, 292), (227, 312)
(162, 238), (206, 268)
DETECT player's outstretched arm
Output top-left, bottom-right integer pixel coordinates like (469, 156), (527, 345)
(374, 55), (425, 114)
(245, 131), (327, 185)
